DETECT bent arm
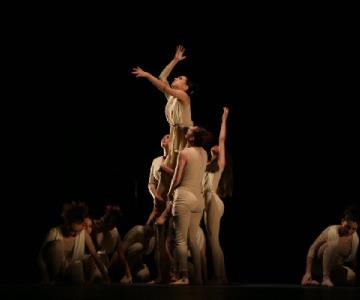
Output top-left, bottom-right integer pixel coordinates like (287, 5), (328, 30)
(160, 163), (174, 176)
(38, 249), (50, 284)
(113, 235), (132, 282)
(85, 232), (111, 283)
(148, 161), (160, 200)
(132, 67), (190, 103)
(168, 151), (186, 198)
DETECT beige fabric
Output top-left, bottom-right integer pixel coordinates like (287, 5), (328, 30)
(96, 227), (120, 255)
(44, 227), (86, 262)
(148, 156), (163, 188)
(308, 225), (358, 264)
(203, 169), (227, 283)
(165, 96), (193, 168)
(165, 96), (193, 128)
(123, 225), (155, 255)
(172, 147), (207, 282)
(203, 170), (222, 193)
(174, 147), (207, 198)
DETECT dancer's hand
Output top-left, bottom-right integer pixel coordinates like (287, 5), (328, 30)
(222, 107), (229, 120)
(132, 66), (148, 78)
(173, 45), (186, 62)
(301, 272), (312, 285)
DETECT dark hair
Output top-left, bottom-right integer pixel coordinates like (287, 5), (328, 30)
(61, 201), (89, 225)
(206, 158), (219, 173)
(102, 205), (122, 228)
(185, 76), (197, 96)
(206, 149), (234, 198)
(217, 152), (233, 198)
(191, 126), (212, 147)
(342, 205), (360, 223)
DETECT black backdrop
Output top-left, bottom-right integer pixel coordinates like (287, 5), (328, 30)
(2, 8), (358, 284)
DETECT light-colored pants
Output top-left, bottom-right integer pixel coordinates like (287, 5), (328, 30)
(314, 241), (357, 285)
(43, 240), (85, 284)
(172, 187), (204, 283)
(204, 191), (227, 283)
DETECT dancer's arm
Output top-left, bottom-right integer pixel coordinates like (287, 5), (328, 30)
(159, 45), (186, 82)
(160, 163), (174, 176)
(167, 150), (187, 199)
(148, 160), (164, 204)
(301, 227), (328, 285)
(132, 67), (189, 103)
(218, 107), (229, 172)
(113, 233), (132, 284)
(84, 231), (111, 284)
(38, 228), (57, 284)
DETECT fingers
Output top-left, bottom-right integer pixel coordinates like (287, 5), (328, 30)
(177, 45), (185, 52)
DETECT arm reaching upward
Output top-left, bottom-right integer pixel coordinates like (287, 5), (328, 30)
(159, 45), (186, 82)
(218, 107), (229, 171)
(132, 66), (189, 104)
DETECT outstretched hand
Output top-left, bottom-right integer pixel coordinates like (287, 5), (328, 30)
(222, 107), (229, 120)
(132, 66), (148, 78)
(174, 45), (186, 62)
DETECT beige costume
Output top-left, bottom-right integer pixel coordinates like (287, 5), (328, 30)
(307, 225), (359, 284)
(165, 95), (193, 168)
(38, 227), (87, 284)
(172, 146), (207, 283)
(203, 169), (227, 283)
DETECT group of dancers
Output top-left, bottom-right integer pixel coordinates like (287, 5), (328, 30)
(38, 45), (359, 287)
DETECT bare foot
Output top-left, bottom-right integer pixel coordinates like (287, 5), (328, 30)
(147, 278), (162, 285)
(309, 280), (319, 285)
(170, 278), (189, 285)
(169, 274), (179, 282)
(321, 278), (334, 287)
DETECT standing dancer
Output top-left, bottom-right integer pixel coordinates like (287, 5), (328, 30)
(203, 107), (231, 284)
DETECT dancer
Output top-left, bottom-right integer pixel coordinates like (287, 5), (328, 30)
(147, 134), (174, 283)
(38, 202), (110, 285)
(167, 126), (210, 285)
(301, 206), (359, 287)
(132, 45), (194, 210)
(122, 224), (155, 282)
(132, 45), (194, 169)
(92, 205), (133, 284)
(203, 107), (231, 284)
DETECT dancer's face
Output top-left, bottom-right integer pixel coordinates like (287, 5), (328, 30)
(161, 134), (170, 148)
(171, 75), (188, 91)
(339, 220), (358, 236)
(70, 222), (84, 237)
(83, 217), (93, 235)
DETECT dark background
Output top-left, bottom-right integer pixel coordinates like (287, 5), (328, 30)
(2, 8), (358, 284)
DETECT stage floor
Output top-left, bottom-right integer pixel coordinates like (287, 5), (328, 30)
(1, 283), (359, 300)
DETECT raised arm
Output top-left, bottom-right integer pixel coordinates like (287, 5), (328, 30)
(132, 67), (190, 103)
(218, 107), (229, 171)
(159, 45), (186, 82)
